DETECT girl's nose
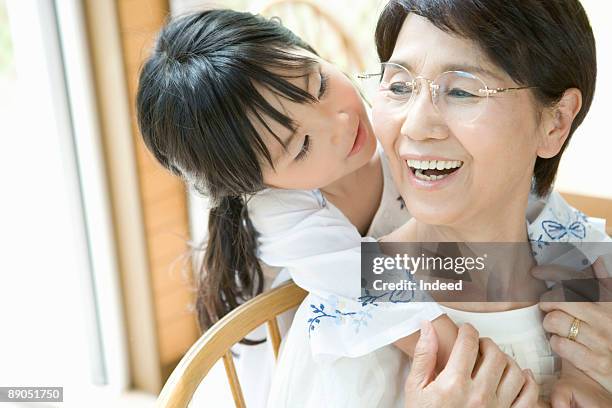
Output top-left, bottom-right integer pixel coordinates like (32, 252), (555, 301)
(331, 111), (350, 145)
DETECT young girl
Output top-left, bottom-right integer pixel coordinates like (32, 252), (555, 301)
(136, 9), (453, 406)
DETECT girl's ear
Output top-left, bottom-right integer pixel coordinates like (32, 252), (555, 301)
(536, 88), (582, 159)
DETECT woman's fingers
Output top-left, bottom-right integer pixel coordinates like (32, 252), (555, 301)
(533, 258), (612, 303)
(549, 379), (573, 408)
(550, 334), (612, 392)
(496, 356), (527, 407)
(532, 263), (593, 281)
(510, 369), (540, 408)
(551, 376), (612, 408)
(539, 300), (599, 324)
(472, 338), (508, 395)
(405, 320), (439, 391)
(592, 256), (612, 296)
(531, 256), (612, 283)
(444, 323), (480, 378)
(542, 309), (604, 351)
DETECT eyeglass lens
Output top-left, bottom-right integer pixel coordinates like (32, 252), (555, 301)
(368, 63), (490, 123)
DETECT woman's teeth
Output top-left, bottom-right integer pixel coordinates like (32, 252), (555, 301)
(407, 159), (463, 182)
(414, 169), (445, 181)
(407, 159), (462, 170)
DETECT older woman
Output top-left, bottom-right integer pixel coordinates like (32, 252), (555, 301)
(267, 0), (612, 406)
(372, 0), (611, 406)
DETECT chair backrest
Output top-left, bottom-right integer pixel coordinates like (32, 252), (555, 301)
(255, 0), (366, 75)
(156, 281), (307, 408)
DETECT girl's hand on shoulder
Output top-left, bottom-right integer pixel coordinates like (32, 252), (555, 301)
(404, 321), (539, 408)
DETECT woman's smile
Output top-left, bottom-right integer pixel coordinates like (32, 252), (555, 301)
(398, 151), (465, 190)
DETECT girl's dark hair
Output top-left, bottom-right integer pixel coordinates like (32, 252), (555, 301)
(136, 9), (318, 335)
(375, 0), (596, 197)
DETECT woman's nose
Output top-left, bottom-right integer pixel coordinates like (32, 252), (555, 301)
(399, 88), (449, 141)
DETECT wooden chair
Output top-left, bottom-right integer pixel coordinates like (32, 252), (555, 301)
(156, 281), (307, 408)
(254, 0), (366, 75)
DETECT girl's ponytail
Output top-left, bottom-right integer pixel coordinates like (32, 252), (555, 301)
(196, 195), (263, 339)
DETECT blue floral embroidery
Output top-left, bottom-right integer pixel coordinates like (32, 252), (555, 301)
(536, 200), (591, 243)
(358, 288), (416, 306)
(359, 268), (417, 306)
(528, 233), (550, 257)
(351, 309), (373, 332)
(308, 273), (418, 336)
(307, 303), (356, 334)
(542, 220), (586, 240)
(576, 210), (589, 223)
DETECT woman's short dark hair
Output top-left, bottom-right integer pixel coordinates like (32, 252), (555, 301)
(136, 9), (317, 335)
(375, 0), (597, 197)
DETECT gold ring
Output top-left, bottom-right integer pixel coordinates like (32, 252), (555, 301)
(567, 318), (581, 342)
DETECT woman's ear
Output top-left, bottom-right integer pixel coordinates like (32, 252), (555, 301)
(536, 88), (582, 159)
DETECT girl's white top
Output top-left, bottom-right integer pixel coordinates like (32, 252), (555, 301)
(247, 150), (443, 361)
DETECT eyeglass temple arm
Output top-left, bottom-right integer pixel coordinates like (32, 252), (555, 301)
(357, 72), (382, 79)
(481, 85), (536, 95)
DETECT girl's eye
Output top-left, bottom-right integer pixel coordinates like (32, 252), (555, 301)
(295, 135), (311, 161)
(318, 71), (329, 99)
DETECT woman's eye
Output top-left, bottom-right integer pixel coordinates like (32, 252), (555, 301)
(447, 88), (477, 98)
(388, 82), (413, 96)
(295, 135), (311, 161)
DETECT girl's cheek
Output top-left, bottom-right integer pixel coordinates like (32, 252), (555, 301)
(338, 75), (361, 104)
(373, 111), (397, 146)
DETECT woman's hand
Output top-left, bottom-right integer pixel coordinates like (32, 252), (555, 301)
(532, 256), (612, 393)
(404, 321), (540, 408)
(550, 360), (612, 408)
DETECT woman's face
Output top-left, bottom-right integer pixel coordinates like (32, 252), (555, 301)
(257, 50), (376, 190)
(373, 14), (545, 227)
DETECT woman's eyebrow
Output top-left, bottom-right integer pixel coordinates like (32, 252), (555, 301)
(440, 63), (504, 81)
(387, 59), (503, 80)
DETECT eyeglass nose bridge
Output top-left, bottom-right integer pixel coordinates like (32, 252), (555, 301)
(412, 75), (441, 105)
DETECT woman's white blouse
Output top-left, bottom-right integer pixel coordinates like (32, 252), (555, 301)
(265, 191), (611, 407)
